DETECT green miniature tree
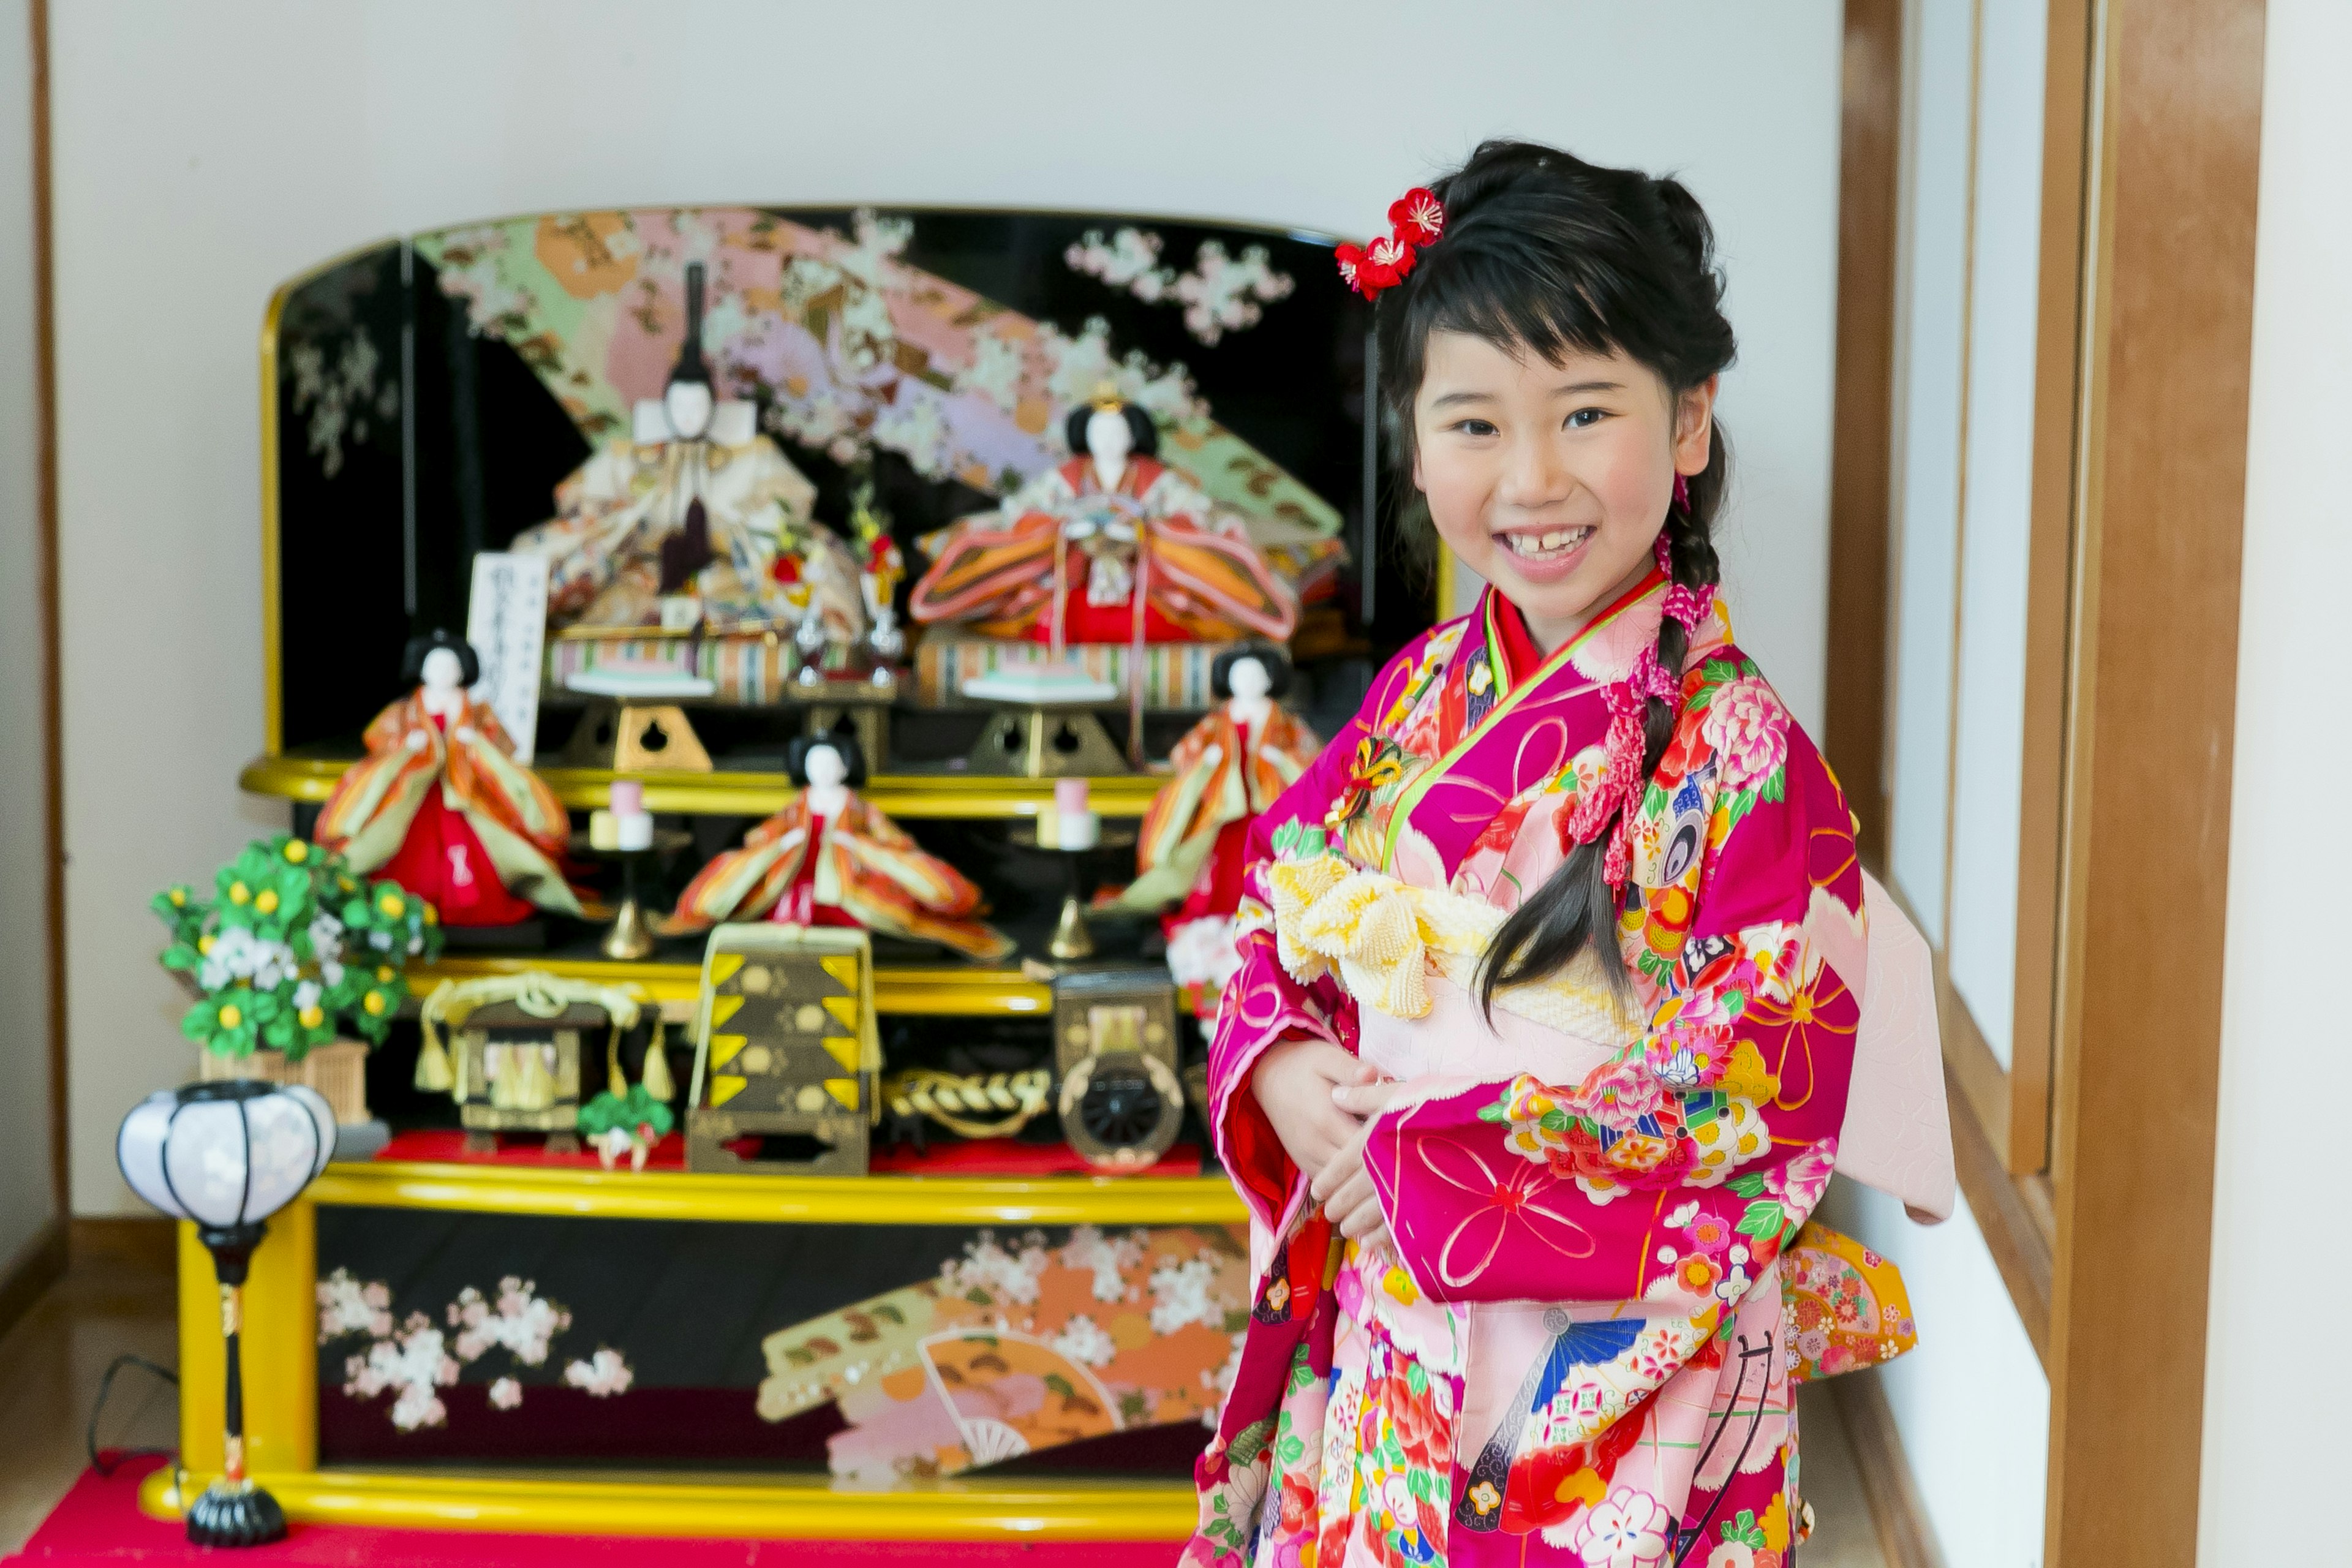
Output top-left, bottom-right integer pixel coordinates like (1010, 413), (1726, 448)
(153, 834), (444, 1061)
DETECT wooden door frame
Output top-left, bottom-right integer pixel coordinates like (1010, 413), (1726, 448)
(2042, 0), (2261, 1560)
(1830, 0), (2259, 1561)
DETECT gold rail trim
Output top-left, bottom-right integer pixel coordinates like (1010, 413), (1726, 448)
(312, 1160), (1248, 1226)
(407, 956), (1051, 1017)
(141, 1466), (1199, 1541)
(240, 754), (1167, 818)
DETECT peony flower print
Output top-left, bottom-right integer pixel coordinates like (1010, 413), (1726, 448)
(1700, 676), (1790, 791)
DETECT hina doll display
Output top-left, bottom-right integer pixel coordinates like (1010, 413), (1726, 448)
(907, 389), (1298, 650)
(510, 262), (866, 644)
(663, 736), (1014, 962)
(1182, 153), (1951, 1568)
(1121, 647), (1319, 1020)
(313, 631), (582, 925)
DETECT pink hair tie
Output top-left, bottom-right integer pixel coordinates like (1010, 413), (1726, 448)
(1661, 581), (1714, 632)
(1626, 644), (1682, 703)
(1673, 473), (1692, 514)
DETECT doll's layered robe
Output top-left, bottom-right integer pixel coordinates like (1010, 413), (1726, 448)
(664, 791), (1015, 962)
(1186, 575), (1947, 1568)
(1125, 704), (1321, 1015)
(314, 692), (582, 921)
(511, 426), (866, 641)
(908, 456), (1298, 644)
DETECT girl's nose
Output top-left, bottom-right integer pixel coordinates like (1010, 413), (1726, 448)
(1499, 434), (1576, 509)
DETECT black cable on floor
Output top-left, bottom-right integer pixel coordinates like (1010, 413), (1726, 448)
(86, 1354), (177, 1478)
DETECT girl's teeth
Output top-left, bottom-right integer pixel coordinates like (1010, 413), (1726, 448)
(1506, 527), (1591, 558)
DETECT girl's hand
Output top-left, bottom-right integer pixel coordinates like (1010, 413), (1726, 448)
(1250, 1038), (1379, 1175)
(1312, 1079), (1413, 1246)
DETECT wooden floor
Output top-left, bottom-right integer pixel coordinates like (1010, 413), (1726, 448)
(0, 1232), (1888, 1564)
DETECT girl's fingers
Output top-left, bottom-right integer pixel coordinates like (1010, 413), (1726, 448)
(1330, 1079), (1406, 1117)
(1337, 1190), (1388, 1241)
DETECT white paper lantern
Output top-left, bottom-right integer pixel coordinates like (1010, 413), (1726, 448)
(116, 1080), (335, 1231)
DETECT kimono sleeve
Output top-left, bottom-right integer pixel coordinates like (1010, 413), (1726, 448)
(1203, 631), (1433, 1232)
(1363, 673), (1863, 1314)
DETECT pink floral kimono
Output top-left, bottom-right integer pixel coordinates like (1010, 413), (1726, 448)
(1186, 574), (1950, 1568)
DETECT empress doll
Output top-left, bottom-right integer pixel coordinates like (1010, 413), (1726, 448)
(907, 390), (1298, 649)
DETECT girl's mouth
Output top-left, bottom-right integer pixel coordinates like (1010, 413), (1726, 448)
(1498, 525), (1594, 562)
(1492, 524), (1597, 582)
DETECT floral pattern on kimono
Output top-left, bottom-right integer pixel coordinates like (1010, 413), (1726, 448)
(1187, 577), (1866, 1568)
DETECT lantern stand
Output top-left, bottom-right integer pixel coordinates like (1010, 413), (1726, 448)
(117, 1077), (335, 1548)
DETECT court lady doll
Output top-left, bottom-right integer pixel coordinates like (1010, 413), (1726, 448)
(664, 735), (1014, 962)
(1125, 646), (1320, 1020)
(313, 631), (581, 925)
(1183, 145), (1950, 1568)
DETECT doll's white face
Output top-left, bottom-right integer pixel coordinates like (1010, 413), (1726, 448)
(1226, 656), (1272, 704)
(665, 380), (715, 440)
(802, 743), (849, 791)
(419, 647), (464, 693)
(1084, 408), (1134, 467)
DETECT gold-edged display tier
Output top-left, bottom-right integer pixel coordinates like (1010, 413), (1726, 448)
(314, 1158), (1246, 1226)
(409, 954), (1051, 1019)
(241, 754), (1169, 819)
(162, 1171), (1240, 1541)
(140, 1466), (1198, 1543)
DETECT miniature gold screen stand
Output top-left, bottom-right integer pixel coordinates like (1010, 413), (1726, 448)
(964, 705), (1127, 777)
(560, 701), (715, 772)
(684, 925), (880, 1177)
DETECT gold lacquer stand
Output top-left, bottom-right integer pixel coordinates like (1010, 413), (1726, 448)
(560, 701), (714, 772)
(965, 706), (1127, 778)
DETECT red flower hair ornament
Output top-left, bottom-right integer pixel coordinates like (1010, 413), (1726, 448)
(1337, 186), (1445, 302)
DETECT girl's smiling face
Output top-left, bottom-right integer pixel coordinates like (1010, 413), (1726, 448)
(1412, 331), (1716, 653)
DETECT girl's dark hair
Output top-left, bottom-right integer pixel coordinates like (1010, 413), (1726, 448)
(1210, 643), (1295, 701)
(1063, 400), (1159, 462)
(1371, 141), (1737, 1011)
(400, 628), (481, 688)
(784, 731), (869, 789)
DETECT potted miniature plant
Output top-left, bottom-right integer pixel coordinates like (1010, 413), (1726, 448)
(153, 833), (443, 1123)
(576, 1084), (674, 1172)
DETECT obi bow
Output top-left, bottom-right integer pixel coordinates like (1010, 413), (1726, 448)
(1262, 857), (1634, 1044)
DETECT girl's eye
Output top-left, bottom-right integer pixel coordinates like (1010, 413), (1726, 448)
(1566, 408), (1607, 429)
(1450, 419), (1499, 437)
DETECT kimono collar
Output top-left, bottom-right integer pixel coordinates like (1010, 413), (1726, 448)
(1474, 567), (1670, 700)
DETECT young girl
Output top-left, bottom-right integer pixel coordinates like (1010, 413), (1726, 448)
(1186, 143), (1947, 1568)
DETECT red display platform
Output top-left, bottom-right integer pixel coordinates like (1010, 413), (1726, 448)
(370, 1128), (1204, 1178)
(4, 1458), (1182, 1567)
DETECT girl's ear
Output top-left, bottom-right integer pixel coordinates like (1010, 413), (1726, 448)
(1673, 375), (1719, 473)
(1410, 447), (1425, 494)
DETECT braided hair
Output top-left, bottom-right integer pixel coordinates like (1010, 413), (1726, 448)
(1369, 140), (1736, 1008)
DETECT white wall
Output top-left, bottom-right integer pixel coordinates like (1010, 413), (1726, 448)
(1823, 1179), (2049, 1568)
(50, 0), (1847, 1213)
(1860, 2), (2053, 1561)
(0, 0), (57, 1256)
(2200, 4), (2349, 1559)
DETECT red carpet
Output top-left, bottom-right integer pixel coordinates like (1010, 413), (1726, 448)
(6, 1458), (1180, 1566)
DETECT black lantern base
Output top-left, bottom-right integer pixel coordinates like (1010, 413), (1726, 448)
(186, 1480), (287, 1547)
